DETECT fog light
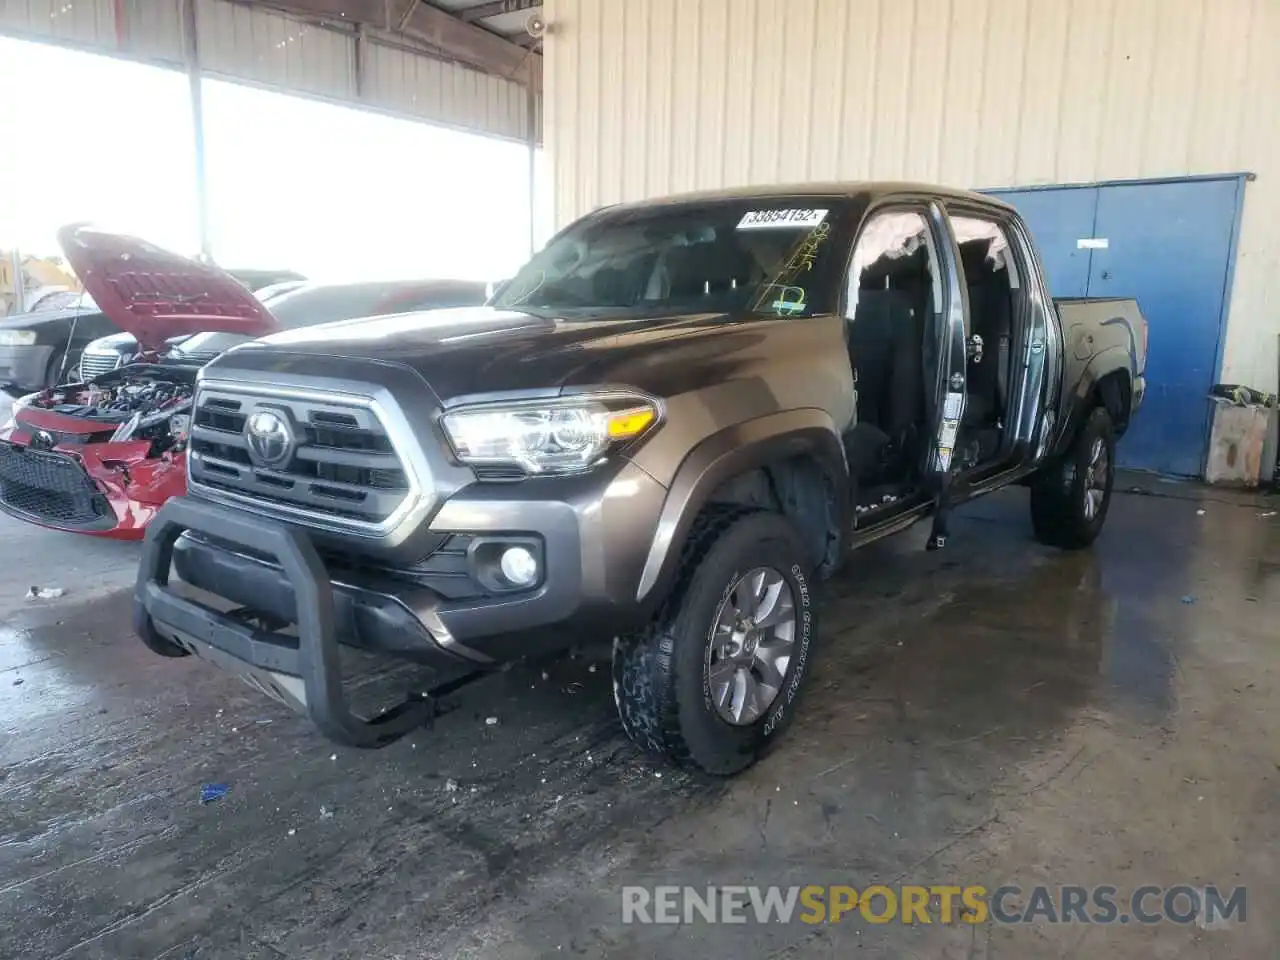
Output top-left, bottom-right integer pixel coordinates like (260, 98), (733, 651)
(499, 545), (539, 586)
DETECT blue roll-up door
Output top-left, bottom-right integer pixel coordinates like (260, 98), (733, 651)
(988, 177), (1243, 476)
(990, 185), (1098, 298)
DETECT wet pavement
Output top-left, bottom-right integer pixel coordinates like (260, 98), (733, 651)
(2, 480), (1279, 958)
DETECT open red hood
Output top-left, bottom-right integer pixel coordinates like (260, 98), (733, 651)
(57, 224), (277, 352)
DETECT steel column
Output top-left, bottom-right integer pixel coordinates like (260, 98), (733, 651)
(527, 80), (537, 254)
(182, 0), (213, 259)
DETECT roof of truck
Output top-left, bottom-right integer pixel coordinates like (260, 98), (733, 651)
(607, 181), (1015, 213)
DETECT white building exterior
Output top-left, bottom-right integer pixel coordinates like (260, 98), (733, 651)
(544, 0), (1280, 392)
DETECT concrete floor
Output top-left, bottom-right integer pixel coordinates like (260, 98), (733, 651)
(1, 476), (1278, 959)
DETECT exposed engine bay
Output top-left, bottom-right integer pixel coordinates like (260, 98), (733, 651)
(21, 364), (197, 453)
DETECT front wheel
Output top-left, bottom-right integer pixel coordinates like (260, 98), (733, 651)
(1030, 406), (1116, 549)
(612, 510), (818, 775)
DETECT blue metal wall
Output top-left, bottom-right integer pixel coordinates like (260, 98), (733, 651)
(989, 177), (1244, 477)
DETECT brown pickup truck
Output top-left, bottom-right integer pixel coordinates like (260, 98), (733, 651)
(129, 181), (1147, 775)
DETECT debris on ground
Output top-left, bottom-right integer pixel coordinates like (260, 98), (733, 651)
(319, 805), (334, 820)
(25, 585), (65, 601)
(1210, 383), (1277, 407)
(199, 783), (229, 804)
(1181, 595), (1197, 604)
(12, 678), (23, 686)
(329, 753), (337, 761)
(1196, 509), (1206, 516)
(1260, 511), (1277, 519)
(485, 716), (499, 726)
(445, 778), (459, 793)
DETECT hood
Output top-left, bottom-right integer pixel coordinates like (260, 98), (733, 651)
(85, 331), (192, 353)
(84, 331), (139, 350)
(212, 305), (784, 403)
(0, 304), (106, 331)
(57, 224), (277, 352)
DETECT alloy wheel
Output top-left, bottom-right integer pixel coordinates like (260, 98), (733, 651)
(705, 567), (797, 726)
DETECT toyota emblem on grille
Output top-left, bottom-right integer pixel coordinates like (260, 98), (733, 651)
(30, 430), (55, 451)
(245, 410), (294, 467)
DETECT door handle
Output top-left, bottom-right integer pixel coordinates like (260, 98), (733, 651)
(1101, 270), (1112, 281)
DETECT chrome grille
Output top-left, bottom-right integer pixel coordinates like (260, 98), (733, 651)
(78, 349), (124, 380)
(188, 385), (412, 528)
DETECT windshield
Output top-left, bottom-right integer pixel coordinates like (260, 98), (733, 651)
(492, 198), (848, 318)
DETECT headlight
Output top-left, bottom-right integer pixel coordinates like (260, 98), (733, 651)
(0, 330), (37, 346)
(441, 394), (659, 475)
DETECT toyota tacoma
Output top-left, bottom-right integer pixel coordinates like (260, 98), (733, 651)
(132, 183), (1146, 774)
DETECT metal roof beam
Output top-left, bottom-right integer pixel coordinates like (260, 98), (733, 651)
(458, 0), (541, 24)
(258, 0), (540, 89)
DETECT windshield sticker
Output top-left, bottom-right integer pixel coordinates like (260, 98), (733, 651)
(786, 221), (831, 273)
(738, 208), (829, 230)
(770, 286), (807, 315)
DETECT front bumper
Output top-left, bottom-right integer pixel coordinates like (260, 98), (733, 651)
(137, 497), (438, 747)
(0, 344), (53, 393)
(0, 433), (185, 539)
(135, 462), (667, 746)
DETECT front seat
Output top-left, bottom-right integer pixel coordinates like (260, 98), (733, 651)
(846, 286), (919, 478)
(665, 237), (756, 305)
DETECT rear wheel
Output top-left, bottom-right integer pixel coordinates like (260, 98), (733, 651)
(612, 510), (817, 775)
(1030, 406), (1116, 549)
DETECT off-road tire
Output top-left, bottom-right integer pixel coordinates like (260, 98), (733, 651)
(1030, 406), (1116, 549)
(612, 508), (817, 775)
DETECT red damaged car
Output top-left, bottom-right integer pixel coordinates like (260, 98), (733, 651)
(0, 226), (488, 539)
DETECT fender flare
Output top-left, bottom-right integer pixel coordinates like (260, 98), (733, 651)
(1053, 344), (1131, 456)
(635, 408), (848, 604)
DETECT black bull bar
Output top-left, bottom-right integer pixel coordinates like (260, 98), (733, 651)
(135, 497), (479, 748)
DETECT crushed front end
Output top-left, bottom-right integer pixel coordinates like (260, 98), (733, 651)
(0, 365), (195, 538)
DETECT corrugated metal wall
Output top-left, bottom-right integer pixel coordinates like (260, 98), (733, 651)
(544, 0), (1280, 389)
(363, 41), (532, 142)
(0, 0), (535, 141)
(195, 0), (356, 100)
